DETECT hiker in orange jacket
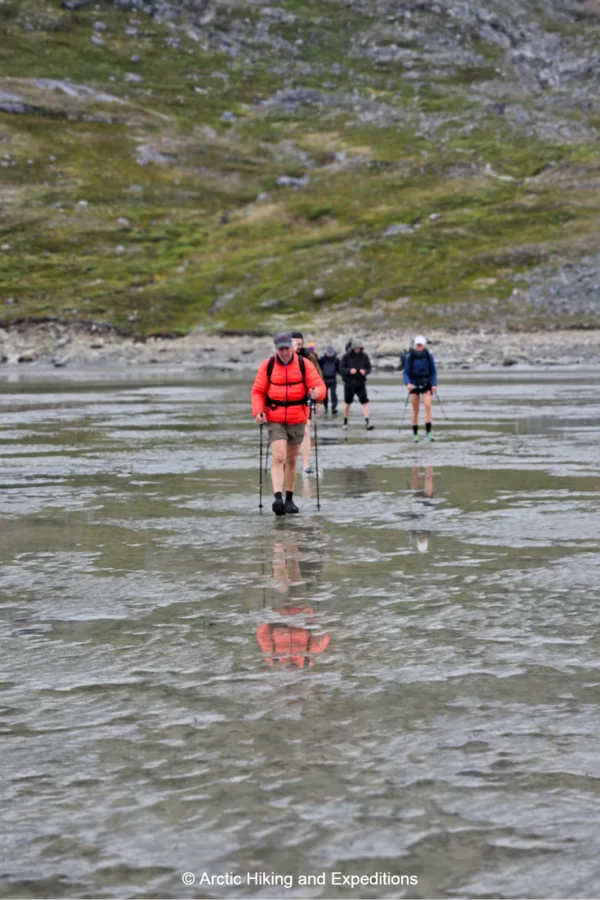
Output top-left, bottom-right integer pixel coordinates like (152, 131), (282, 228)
(252, 333), (326, 516)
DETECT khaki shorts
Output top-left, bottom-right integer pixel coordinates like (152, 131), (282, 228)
(267, 421), (306, 445)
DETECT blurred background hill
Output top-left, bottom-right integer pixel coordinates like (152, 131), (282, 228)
(1, 0), (599, 337)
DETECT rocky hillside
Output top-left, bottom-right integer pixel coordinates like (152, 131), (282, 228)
(1, 0), (599, 337)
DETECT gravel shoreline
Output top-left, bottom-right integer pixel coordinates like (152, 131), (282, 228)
(1, 321), (600, 376)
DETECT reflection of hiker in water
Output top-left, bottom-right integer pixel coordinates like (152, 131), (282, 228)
(408, 466), (437, 553)
(257, 531), (330, 669)
(409, 530), (431, 553)
(340, 466), (373, 498)
(411, 466), (435, 499)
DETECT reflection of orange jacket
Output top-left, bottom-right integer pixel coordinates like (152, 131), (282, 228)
(251, 353), (326, 425)
(257, 612), (330, 668)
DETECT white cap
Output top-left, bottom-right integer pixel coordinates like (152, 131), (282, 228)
(414, 334), (427, 346)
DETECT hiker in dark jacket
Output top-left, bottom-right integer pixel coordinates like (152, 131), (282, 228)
(403, 334), (438, 442)
(291, 332), (322, 475)
(319, 345), (340, 416)
(340, 340), (374, 430)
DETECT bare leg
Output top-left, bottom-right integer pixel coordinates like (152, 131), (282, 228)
(270, 439), (287, 494)
(285, 442), (301, 492)
(361, 402), (370, 419)
(343, 402), (350, 419)
(301, 420), (311, 470)
(424, 392), (433, 425)
(411, 393), (420, 426)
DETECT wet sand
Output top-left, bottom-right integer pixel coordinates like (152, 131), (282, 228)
(1, 369), (600, 898)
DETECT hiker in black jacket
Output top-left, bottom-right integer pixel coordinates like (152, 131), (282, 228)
(340, 339), (375, 430)
(319, 345), (340, 416)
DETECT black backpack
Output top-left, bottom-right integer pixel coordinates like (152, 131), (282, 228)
(405, 348), (432, 380)
(321, 355), (338, 380)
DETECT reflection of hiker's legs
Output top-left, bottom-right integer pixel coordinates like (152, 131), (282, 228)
(411, 467), (421, 492)
(270, 439), (287, 494)
(286, 440), (301, 491)
(425, 466), (434, 497)
(301, 420), (311, 470)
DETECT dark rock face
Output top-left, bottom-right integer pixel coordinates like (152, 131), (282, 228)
(513, 256), (600, 319)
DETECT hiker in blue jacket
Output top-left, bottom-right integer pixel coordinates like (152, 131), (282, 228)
(403, 335), (438, 442)
(318, 345), (340, 416)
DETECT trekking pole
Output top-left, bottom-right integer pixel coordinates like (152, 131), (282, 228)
(311, 401), (321, 511)
(264, 438), (270, 474)
(399, 391), (410, 428)
(435, 391), (449, 421)
(259, 423), (264, 511)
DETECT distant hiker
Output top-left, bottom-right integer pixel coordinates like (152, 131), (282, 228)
(252, 333), (326, 515)
(291, 332), (323, 476)
(319, 345), (340, 416)
(340, 339), (374, 430)
(404, 334), (437, 442)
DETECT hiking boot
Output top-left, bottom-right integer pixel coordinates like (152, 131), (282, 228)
(425, 432), (435, 441)
(413, 434), (419, 443)
(332, 410), (338, 416)
(272, 498), (286, 516)
(303, 466), (314, 476)
(365, 424), (375, 431)
(342, 423), (348, 431)
(284, 498), (299, 514)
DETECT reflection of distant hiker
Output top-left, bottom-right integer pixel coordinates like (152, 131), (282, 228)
(340, 339), (374, 431)
(319, 345), (340, 416)
(409, 531), (431, 553)
(291, 332), (322, 476)
(404, 334), (437, 442)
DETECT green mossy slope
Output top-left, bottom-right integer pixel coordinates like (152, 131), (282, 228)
(1, 0), (599, 336)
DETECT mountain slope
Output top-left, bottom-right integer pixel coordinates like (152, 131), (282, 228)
(1, 0), (599, 336)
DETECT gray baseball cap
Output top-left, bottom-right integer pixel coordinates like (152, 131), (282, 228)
(274, 332), (293, 349)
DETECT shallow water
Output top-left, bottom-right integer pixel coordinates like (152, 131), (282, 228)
(1, 369), (600, 899)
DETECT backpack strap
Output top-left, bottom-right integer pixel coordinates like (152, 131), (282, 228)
(298, 354), (306, 386)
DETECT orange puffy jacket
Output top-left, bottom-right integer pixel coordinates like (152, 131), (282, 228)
(251, 352), (326, 425)
(256, 610), (330, 668)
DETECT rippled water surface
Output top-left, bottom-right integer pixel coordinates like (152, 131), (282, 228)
(2, 369), (600, 899)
